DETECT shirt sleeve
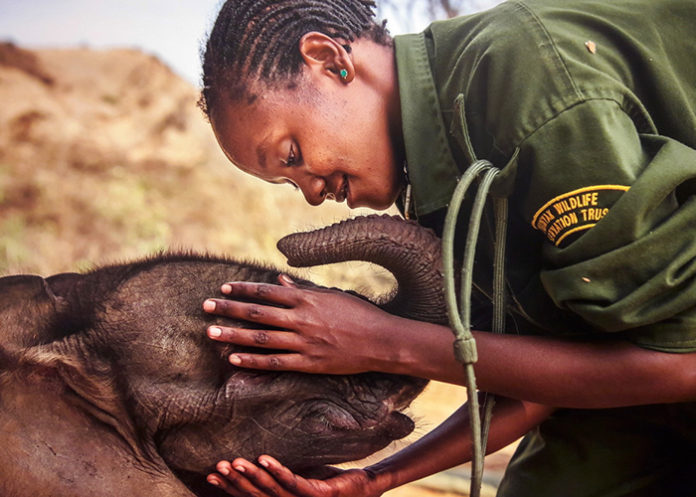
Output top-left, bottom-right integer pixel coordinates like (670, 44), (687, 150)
(518, 98), (696, 352)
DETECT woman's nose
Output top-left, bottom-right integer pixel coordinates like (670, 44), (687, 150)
(299, 175), (326, 206)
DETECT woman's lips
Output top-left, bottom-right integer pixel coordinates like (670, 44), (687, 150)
(328, 175), (349, 203)
(339, 176), (349, 202)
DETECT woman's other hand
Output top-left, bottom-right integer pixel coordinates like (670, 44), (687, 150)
(207, 456), (386, 497)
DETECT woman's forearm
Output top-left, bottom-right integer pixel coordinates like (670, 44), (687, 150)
(204, 280), (696, 408)
(382, 314), (696, 408)
(365, 397), (552, 493)
(473, 330), (696, 407)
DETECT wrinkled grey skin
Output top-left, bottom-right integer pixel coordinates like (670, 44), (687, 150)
(0, 215), (446, 497)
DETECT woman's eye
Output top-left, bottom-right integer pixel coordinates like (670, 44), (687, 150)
(283, 144), (299, 167)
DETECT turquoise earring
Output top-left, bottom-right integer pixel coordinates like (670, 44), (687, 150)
(339, 69), (348, 80)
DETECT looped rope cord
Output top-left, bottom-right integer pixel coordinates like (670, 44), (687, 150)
(442, 159), (507, 497)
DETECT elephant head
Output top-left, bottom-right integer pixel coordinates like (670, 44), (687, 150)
(0, 215), (446, 497)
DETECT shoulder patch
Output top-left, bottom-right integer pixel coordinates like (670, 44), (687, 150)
(532, 185), (630, 246)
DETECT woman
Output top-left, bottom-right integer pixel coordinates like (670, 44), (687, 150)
(198, 0), (696, 495)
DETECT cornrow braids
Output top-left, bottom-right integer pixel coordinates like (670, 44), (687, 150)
(198, 0), (390, 117)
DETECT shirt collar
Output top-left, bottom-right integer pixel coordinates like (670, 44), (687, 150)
(394, 31), (461, 216)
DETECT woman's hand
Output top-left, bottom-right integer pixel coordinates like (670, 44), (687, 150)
(205, 400), (554, 497)
(207, 456), (386, 497)
(202, 275), (404, 375)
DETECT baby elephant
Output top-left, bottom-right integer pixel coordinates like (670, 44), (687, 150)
(0, 215), (447, 497)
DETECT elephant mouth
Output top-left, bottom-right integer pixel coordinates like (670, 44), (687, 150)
(318, 399), (415, 439)
(305, 376), (424, 437)
(362, 388), (419, 439)
(377, 410), (416, 439)
(288, 407), (415, 475)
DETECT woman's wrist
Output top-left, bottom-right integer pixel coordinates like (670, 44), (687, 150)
(362, 461), (401, 494)
(377, 314), (463, 382)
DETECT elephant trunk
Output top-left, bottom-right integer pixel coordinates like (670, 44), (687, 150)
(277, 215), (448, 325)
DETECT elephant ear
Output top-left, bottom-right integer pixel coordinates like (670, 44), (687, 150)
(1, 272), (160, 464)
(9, 336), (196, 497)
(21, 332), (161, 465)
(0, 274), (74, 358)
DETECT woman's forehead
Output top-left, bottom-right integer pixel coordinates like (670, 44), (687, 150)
(210, 99), (283, 174)
(214, 79), (328, 139)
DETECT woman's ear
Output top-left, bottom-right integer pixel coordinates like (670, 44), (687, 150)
(298, 31), (354, 83)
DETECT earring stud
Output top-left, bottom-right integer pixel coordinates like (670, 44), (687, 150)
(339, 69), (348, 80)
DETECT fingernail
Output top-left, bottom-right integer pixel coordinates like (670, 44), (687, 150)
(208, 327), (222, 338)
(219, 466), (230, 476)
(203, 300), (216, 312)
(208, 477), (220, 486)
(221, 284), (232, 294)
(234, 465), (246, 473)
(280, 274), (294, 284)
(229, 355), (242, 365)
(259, 459), (270, 468)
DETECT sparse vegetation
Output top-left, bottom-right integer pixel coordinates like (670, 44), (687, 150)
(0, 42), (391, 292)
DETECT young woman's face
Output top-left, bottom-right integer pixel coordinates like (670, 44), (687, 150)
(210, 73), (404, 210)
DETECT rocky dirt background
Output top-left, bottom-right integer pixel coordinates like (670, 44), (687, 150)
(0, 42), (514, 496)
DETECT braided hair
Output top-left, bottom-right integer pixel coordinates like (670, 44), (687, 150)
(199, 0), (390, 117)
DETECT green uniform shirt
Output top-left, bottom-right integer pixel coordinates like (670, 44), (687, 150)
(395, 0), (696, 352)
